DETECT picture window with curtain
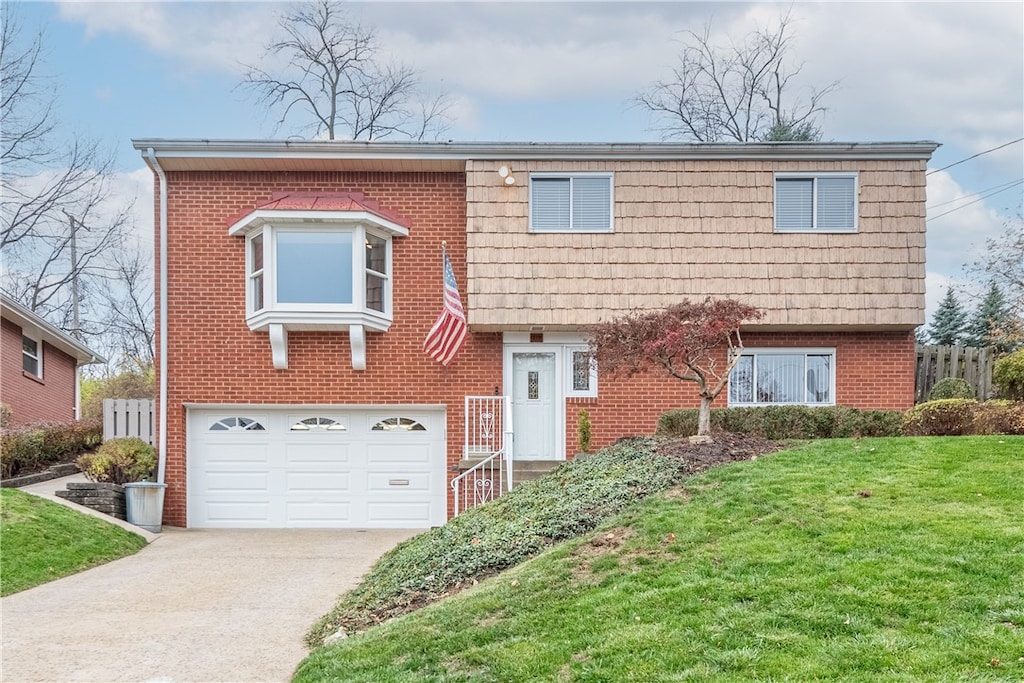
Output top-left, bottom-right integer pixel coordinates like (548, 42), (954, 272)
(530, 173), (613, 232)
(775, 173), (857, 232)
(728, 349), (835, 406)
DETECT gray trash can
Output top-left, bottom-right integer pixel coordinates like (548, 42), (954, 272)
(124, 482), (167, 533)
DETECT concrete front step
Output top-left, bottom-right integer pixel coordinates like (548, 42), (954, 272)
(457, 458), (564, 487)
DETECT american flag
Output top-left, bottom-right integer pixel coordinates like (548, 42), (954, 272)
(423, 247), (467, 366)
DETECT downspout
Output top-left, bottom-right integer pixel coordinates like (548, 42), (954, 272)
(146, 148), (169, 485)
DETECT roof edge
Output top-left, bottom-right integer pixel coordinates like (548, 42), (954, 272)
(132, 138), (941, 162)
(1, 294), (106, 365)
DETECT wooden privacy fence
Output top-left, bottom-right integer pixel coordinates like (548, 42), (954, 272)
(915, 345), (995, 403)
(102, 398), (155, 445)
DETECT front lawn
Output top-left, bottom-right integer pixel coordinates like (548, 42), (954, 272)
(0, 488), (147, 596)
(296, 436), (1024, 681)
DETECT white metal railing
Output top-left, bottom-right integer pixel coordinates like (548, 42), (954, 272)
(452, 448), (507, 514)
(452, 396), (513, 515)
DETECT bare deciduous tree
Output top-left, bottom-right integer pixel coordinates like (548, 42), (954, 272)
(1, 7), (141, 363)
(635, 11), (838, 142)
(240, 0), (450, 141)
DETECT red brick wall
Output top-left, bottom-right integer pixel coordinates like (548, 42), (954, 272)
(158, 170), (504, 526)
(157, 169), (917, 527)
(568, 329), (916, 455)
(1, 318), (79, 425)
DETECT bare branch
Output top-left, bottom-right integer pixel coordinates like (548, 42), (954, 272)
(238, 0), (451, 140)
(635, 11), (839, 142)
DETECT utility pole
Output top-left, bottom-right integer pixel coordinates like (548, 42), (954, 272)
(64, 210), (81, 340)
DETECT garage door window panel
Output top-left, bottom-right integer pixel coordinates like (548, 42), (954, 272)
(371, 417), (427, 431)
(210, 417), (266, 431)
(290, 417), (347, 431)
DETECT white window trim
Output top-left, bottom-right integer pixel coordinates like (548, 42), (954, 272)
(774, 172), (858, 233)
(246, 223), (393, 324)
(728, 347), (836, 407)
(239, 219), (398, 371)
(565, 345), (598, 398)
(22, 331), (42, 379)
(529, 172), (614, 233)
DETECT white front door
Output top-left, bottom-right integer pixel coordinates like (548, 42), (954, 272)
(510, 352), (557, 460)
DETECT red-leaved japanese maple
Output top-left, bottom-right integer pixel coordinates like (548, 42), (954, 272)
(589, 298), (762, 437)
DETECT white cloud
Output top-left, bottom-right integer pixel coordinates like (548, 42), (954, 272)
(925, 170), (1011, 281)
(56, 1), (279, 76)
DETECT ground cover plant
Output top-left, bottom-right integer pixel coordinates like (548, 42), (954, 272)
(0, 488), (146, 595)
(296, 436), (1024, 682)
(306, 434), (780, 647)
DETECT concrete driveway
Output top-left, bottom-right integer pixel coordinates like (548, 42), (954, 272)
(1, 527), (418, 682)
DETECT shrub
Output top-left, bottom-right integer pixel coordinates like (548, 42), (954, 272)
(0, 403), (11, 429)
(76, 438), (156, 485)
(993, 349), (1024, 400)
(928, 377), (975, 401)
(0, 419), (102, 479)
(969, 400), (1024, 435)
(657, 405), (904, 440)
(902, 399), (977, 436)
(576, 409), (592, 453)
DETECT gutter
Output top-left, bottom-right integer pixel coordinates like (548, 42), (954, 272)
(146, 148), (169, 486)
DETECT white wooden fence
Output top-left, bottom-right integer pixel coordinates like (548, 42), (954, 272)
(102, 398), (155, 445)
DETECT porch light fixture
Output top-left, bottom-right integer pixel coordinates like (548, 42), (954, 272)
(498, 165), (515, 185)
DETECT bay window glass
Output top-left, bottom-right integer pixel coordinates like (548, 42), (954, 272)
(275, 231), (353, 305)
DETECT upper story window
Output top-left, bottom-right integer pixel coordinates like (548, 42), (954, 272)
(247, 224), (391, 323)
(775, 174), (857, 232)
(728, 348), (835, 406)
(530, 173), (613, 232)
(22, 334), (41, 377)
(228, 193), (411, 371)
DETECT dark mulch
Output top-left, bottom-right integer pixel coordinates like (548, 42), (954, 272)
(656, 431), (784, 474)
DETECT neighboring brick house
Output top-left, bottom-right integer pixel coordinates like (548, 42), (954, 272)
(134, 139), (938, 529)
(1, 294), (104, 426)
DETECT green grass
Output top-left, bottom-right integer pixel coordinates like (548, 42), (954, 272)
(0, 488), (147, 596)
(295, 436), (1024, 682)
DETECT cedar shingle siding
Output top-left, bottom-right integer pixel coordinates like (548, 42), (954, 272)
(466, 159), (927, 330)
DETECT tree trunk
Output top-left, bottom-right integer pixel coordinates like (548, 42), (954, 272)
(697, 394), (714, 437)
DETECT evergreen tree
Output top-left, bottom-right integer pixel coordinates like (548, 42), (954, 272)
(966, 283), (1022, 352)
(964, 283), (1007, 348)
(928, 287), (967, 346)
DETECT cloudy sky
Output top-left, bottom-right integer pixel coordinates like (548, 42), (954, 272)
(11, 1), (1024, 323)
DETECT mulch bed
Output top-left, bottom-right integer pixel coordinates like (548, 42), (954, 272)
(656, 431), (784, 474)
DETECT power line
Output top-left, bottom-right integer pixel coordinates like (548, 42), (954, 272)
(926, 137), (1024, 176)
(926, 178), (1024, 210)
(926, 179), (1023, 222)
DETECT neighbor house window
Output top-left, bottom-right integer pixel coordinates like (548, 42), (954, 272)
(244, 224), (392, 326)
(728, 348), (835, 406)
(22, 335), (41, 378)
(566, 346), (598, 397)
(530, 173), (613, 232)
(775, 174), (857, 232)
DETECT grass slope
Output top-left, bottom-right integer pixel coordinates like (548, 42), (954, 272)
(296, 436), (1024, 682)
(0, 488), (147, 596)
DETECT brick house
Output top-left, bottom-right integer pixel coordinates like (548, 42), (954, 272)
(1, 294), (105, 426)
(134, 139), (938, 529)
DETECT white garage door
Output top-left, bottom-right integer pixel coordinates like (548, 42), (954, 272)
(187, 407), (446, 528)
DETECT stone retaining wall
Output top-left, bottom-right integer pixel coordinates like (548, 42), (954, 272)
(56, 482), (126, 520)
